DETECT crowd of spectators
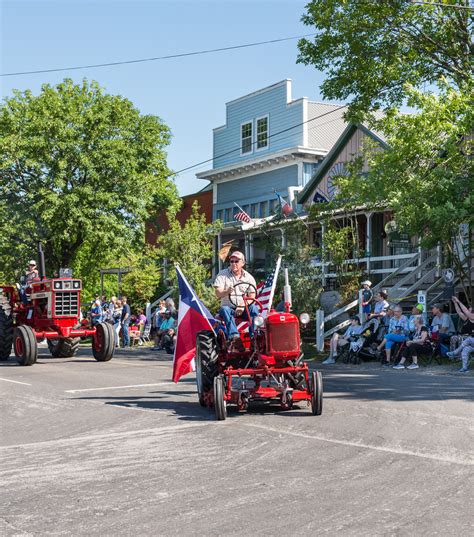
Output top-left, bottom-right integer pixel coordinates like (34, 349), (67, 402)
(323, 284), (473, 373)
(151, 298), (178, 354)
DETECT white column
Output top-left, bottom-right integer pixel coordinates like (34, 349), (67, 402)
(217, 232), (222, 272)
(316, 309), (325, 351)
(366, 212), (373, 274)
(321, 223), (326, 287)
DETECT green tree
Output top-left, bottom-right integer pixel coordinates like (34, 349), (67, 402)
(0, 78), (179, 284)
(298, 0), (473, 118)
(156, 202), (222, 311)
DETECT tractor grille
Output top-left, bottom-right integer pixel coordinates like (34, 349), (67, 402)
(55, 292), (79, 317)
(266, 321), (300, 354)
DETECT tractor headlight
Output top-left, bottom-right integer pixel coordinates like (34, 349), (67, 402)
(299, 313), (310, 325)
(73, 280), (80, 289)
(54, 281), (62, 290)
(254, 315), (264, 328)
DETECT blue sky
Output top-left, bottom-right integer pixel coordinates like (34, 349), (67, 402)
(1, 0), (332, 196)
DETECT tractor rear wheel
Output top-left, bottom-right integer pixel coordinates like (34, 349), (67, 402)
(214, 376), (227, 421)
(14, 325), (38, 366)
(47, 333), (80, 358)
(310, 370), (323, 416)
(0, 295), (13, 361)
(195, 331), (218, 407)
(92, 322), (114, 362)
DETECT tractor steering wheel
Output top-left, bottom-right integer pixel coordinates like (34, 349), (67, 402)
(229, 282), (262, 312)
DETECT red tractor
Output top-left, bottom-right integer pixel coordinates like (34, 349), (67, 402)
(0, 246), (115, 366)
(195, 274), (323, 420)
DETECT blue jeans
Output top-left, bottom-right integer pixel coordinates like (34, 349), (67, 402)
(385, 333), (407, 350)
(219, 304), (260, 339)
(122, 322), (130, 347)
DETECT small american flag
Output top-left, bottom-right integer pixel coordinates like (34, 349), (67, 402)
(234, 210), (251, 223)
(257, 255), (282, 317)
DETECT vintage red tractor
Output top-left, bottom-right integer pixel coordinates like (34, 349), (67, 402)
(195, 273), (323, 420)
(0, 245), (115, 366)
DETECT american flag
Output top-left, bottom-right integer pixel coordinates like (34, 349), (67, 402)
(236, 255), (282, 331)
(275, 191), (293, 217)
(234, 210), (251, 223)
(257, 255), (282, 318)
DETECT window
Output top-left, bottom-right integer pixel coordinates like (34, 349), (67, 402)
(241, 121), (253, 154)
(259, 201), (268, 218)
(225, 208), (232, 223)
(250, 204), (258, 218)
(303, 162), (319, 186)
(269, 199), (278, 214)
(216, 210), (223, 221)
(256, 116), (268, 150)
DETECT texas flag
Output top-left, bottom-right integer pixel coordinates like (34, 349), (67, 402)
(275, 191), (293, 217)
(172, 265), (217, 383)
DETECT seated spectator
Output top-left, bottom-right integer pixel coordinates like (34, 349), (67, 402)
(322, 315), (363, 365)
(407, 304), (424, 335)
(372, 305), (409, 366)
(450, 296), (474, 351)
(393, 317), (431, 370)
(447, 337), (474, 373)
(430, 303), (455, 344)
(165, 297), (178, 319)
(367, 290), (389, 322)
(153, 310), (175, 350)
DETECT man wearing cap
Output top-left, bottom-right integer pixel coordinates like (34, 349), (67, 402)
(431, 303), (455, 344)
(214, 251), (259, 348)
(19, 260), (39, 304)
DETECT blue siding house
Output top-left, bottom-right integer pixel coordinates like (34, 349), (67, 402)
(196, 79), (347, 271)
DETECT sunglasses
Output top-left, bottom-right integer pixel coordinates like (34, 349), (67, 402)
(229, 259), (241, 263)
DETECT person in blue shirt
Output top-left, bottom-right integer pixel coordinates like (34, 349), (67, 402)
(373, 305), (409, 366)
(90, 300), (103, 326)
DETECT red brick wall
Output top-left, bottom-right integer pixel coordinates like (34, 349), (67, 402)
(146, 190), (213, 246)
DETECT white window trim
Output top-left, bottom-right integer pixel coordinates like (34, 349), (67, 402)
(255, 114), (269, 152)
(240, 120), (253, 156)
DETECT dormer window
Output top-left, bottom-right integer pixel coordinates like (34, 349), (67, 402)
(256, 116), (269, 150)
(241, 121), (253, 154)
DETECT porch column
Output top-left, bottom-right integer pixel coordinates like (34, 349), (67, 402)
(365, 212), (373, 274)
(280, 228), (286, 250)
(321, 223), (326, 287)
(249, 234), (254, 262)
(244, 234), (250, 261)
(217, 232), (222, 272)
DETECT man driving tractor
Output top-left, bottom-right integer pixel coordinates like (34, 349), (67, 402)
(213, 251), (259, 352)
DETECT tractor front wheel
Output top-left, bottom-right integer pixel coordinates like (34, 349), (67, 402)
(47, 334), (80, 358)
(310, 370), (323, 416)
(214, 376), (227, 421)
(0, 295), (13, 361)
(14, 325), (38, 366)
(92, 323), (114, 362)
(195, 331), (218, 407)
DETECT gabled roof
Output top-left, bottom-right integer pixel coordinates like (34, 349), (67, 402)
(297, 123), (388, 204)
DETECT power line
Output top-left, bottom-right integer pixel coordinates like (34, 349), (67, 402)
(1, 33), (316, 77)
(173, 104), (347, 176)
(412, 1), (474, 9)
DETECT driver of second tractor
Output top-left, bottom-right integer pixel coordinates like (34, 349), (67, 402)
(214, 251), (259, 351)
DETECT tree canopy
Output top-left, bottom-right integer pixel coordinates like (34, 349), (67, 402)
(0, 78), (179, 284)
(298, 0), (473, 118)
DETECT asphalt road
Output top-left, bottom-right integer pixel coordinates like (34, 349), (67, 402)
(0, 346), (473, 536)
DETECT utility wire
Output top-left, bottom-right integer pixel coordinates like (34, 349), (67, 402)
(173, 104), (348, 176)
(1, 33), (316, 77)
(412, 1), (474, 9)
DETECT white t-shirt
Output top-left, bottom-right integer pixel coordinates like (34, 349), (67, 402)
(213, 268), (256, 308)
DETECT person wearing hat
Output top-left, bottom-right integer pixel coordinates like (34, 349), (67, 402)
(214, 250), (258, 350)
(360, 280), (373, 322)
(322, 315), (363, 365)
(19, 260), (39, 304)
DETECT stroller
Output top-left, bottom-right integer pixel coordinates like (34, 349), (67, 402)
(344, 318), (381, 364)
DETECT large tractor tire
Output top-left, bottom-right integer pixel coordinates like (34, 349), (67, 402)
(310, 370), (323, 416)
(14, 325), (38, 366)
(92, 322), (114, 362)
(195, 331), (219, 407)
(214, 375), (227, 421)
(47, 335), (80, 358)
(0, 295), (13, 361)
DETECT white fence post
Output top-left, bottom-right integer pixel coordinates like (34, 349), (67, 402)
(316, 309), (325, 352)
(145, 302), (151, 324)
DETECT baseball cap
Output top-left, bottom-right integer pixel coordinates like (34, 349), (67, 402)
(229, 251), (245, 262)
(28, 260), (37, 266)
(414, 304), (424, 312)
(361, 280), (372, 286)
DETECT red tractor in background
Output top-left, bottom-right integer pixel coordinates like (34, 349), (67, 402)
(195, 270), (323, 420)
(0, 244), (115, 366)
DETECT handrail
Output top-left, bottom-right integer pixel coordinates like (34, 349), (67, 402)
(324, 319), (351, 338)
(388, 253), (438, 298)
(150, 289), (173, 310)
(324, 298), (359, 323)
(372, 251), (421, 293)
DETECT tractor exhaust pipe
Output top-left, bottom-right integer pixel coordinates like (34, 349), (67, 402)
(37, 241), (46, 280)
(283, 267), (292, 313)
